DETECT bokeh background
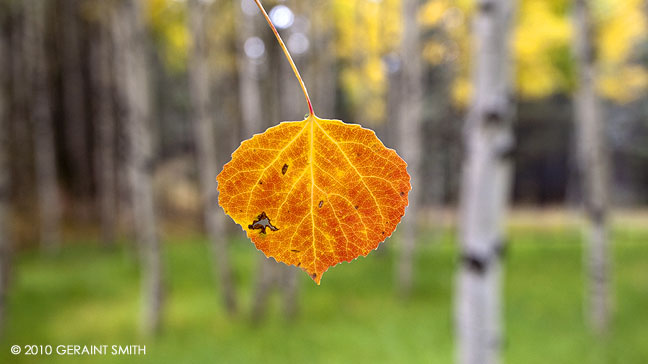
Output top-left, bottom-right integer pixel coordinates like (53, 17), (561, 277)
(0, 0), (647, 363)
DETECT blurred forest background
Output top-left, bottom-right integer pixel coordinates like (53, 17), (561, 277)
(0, 0), (647, 363)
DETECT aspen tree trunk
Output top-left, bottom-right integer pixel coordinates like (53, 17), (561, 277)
(573, 0), (610, 334)
(0, 11), (11, 335)
(236, 0), (278, 324)
(237, 0), (264, 139)
(90, 12), (117, 247)
(309, 1), (336, 119)
(276, 36), (304, 320)
(61, 0), (91, 206)
(8, 2), (33, 206)
(396, 0), (423, 297)
(26, 0), (62, 254)
(188, 0), (238, 315)
(251, 22), (304, 324)
(455, 0), (515, 363)
(112, 0), (164, 334)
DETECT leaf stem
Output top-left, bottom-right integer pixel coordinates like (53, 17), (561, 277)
(252, 0), (314, 116)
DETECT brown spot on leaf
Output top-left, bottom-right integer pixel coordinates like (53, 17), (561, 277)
(400, 191), (405, 196)
(291, 249), (300, 253)
(382, 231), (385, 235)
(282, 164), (288, 175)
(297, 262), (301, 267)
(311, 273), (317, 279)
(354, 205), (359, 210)
(247, 212), (279, 234)
(318, 200), (323, 208)
(259, 181), (263, 185)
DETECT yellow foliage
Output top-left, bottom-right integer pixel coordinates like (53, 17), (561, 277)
(142, 0), (648, 108)
(595, 0), (647, 102)
(333, 0), (401, 124)
(148, 0), (189, 72)
(514, 0), (571, 98)
(423, 41), (446, 65)
(446, 0), (647, 104)
(420, 0), (448, 27)
(452, 77), (472, 107)
(599, 65), (648, 104)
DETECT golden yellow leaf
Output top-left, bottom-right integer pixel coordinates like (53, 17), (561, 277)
(217, 114), (410, 284)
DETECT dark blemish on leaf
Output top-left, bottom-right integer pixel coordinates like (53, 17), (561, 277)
(354, 205), (359, 210)
(259, 181), (263, 185)
(318, 200), (323, 208)
(282, 164), (288, 175)
(400, 191), (405, 196)
(291, 249), (300, 253)
(247, 211), (279, 234)
(382, 231), (385, 235)
(311, 273), (317, 279)
(297, 262), (301, 267)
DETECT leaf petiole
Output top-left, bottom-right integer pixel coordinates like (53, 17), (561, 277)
(252, 0), (314, 117)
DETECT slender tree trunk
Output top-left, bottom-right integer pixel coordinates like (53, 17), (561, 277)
(243, 1), (304, 322)
(237, 0), (264, 139)
(275, 35), (304, 320)
(9, 4), (32, 207)
(573, 0), (610, 334)
(455, 0), (515, 363)
(396, 0), (423, 297)
(280, 262), (299, 319)
(90, 12), (117, 247)
(250, 256), (277, 323)
(112, 0), (164, 334)
(188, 0), (238, 315)
(309, 1), (336, 119)
(61, 0), (92, 208)
(26, 0), (62, 254)
(0, 8), (11, 335)
(237, 0), (275, 324)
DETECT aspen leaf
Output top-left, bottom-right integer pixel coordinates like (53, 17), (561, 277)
(217, 114), (410, 284)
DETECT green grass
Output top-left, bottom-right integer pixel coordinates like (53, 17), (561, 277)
(1, 226), (647, 363)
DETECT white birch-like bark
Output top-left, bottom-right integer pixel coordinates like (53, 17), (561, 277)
(112, 0), (164, 334)
(237, 0), (278, 324)
(456, 0), (515, 363)
(0, 13), (11, 335)
(275, 35), (304, 319)
(25, 0), (62, 253)
(188, 0), (238, 315)
(90, 12), (117, 247)
(573, 0), (610, 334)
(237, 0), (264, 138)
(309, 6), (336, 119)
(251, 23), (304, 324)
(396, 0), (423, 297)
